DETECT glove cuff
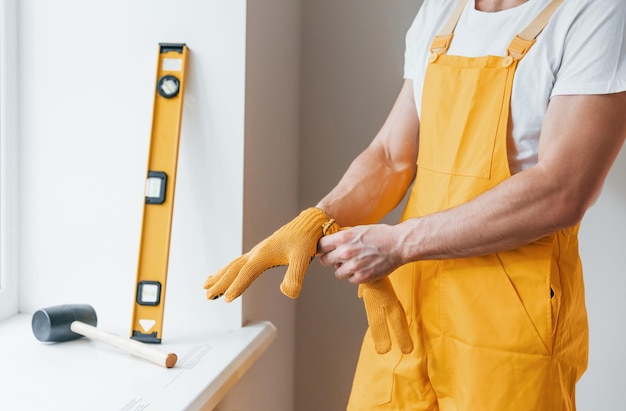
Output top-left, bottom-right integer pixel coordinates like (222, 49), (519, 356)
(312, 207), (339, 236)
(294, 207), (339, 237)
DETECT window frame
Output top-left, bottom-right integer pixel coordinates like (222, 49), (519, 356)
(0, 0), (18, 320)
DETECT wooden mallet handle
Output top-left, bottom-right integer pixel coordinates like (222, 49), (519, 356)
(70, 321), (177, 368)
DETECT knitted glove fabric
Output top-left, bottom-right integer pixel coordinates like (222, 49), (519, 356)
(204, 207), (338, 302)
(359, 277), (414, 354)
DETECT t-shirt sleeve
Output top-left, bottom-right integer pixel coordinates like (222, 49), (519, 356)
(404, 0), (458, 81)
(403, 7), (423, 80)
(552, 0), (626, 96)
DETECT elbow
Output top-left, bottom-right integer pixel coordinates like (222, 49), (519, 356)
(554, 202), (586, 230)
(547, 189), (591, 231)
(532, 162), (601, 232)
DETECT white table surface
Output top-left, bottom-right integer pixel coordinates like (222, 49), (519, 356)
(0, 314), (276, 411)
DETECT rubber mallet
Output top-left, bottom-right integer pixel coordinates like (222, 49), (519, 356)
(31, 304), (177, 368)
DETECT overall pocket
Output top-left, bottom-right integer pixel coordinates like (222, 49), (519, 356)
(418, 56), (510, 179)
(440, 237), (556, 356)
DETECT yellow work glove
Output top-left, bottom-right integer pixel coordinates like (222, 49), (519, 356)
(204, 207), (338, 301)
(204, 207), (413, 355)
(359, 277), (414, 354)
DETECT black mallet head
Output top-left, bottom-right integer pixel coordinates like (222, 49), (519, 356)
(32, 304), (98, 342)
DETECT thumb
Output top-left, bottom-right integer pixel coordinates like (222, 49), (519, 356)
(280, 253), (313, 298)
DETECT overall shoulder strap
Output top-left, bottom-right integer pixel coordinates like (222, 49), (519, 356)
(438, 0), (470, 38)
(508, 0), (565, 60)
(430, 0), (565, 60)
(430, 0), (469, 57)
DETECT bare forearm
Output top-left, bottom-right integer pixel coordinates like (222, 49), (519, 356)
(396, 166), (584, 262)
(317, 80), (419, 227)
(398, 93), (626, 262)
(317, 148), (415, 227)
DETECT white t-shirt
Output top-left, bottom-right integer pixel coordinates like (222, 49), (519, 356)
(404, 0), (626, 173)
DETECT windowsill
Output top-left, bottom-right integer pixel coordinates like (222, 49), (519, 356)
(0, 314), (276, 410)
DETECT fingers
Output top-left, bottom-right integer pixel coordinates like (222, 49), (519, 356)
(317, 247), (335, 267)
(361, 285), (392, 354)
(223, 256), (281, 301)
(333, 261), (357, 281)
(205, 249), (290, 302)
(317, 230), (343, 265)
(318, 227), (390, 284)
(331, 257), (376, 284)
(360, 280), (414, 355)
(204, 256), (246, 301)
(318, 231), (360, 281)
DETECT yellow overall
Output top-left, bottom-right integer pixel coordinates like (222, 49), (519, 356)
(347, 1), (589, 410)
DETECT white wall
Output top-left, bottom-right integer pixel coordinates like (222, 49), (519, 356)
(18, 0), (245, 334)
(0, 0), (19, 320)
(577, 146), (626, 410)
(17, 1), (300, 410)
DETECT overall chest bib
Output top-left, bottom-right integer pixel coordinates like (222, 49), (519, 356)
(348, 1), (589, 410)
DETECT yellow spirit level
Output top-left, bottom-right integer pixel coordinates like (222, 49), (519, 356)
(131, 43), (188, 343)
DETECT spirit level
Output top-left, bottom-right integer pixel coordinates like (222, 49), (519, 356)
(131, 43), (188, 343)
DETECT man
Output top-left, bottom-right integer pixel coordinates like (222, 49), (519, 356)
(206, 0), (626, 409)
